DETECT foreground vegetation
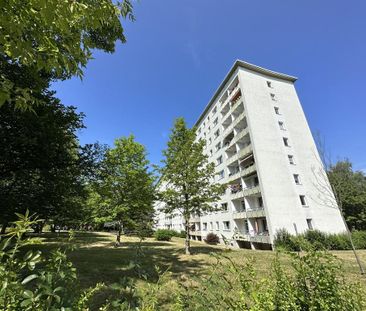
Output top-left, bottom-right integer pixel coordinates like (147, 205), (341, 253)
(2, 215), (365, 310)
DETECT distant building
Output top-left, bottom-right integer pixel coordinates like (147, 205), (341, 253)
(155, 60), (346, 250)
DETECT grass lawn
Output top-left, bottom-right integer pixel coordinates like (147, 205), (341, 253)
(29, 231), (366, 310)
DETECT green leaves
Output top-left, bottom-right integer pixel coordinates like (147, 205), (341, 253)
(88, 135), (156, 235)
(158, 118), (226, 254)
(0, 0), (134, 110)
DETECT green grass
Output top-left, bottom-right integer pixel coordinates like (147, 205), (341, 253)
(28, 231), (366, 310)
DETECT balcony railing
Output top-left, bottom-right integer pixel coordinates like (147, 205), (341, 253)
(233, 230), (270, 244)
(242, 185), (261, 196)
(226, 127), (249, 151)
(221, 86), (240, 113)
(227, 144), (252, 165)
(189, 230), (202, 236)
(232, 207), (265, 219)
(223, 112), (246, 138)
(221, 95), (243, 124)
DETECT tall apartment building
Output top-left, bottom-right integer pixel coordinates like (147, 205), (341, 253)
(155, 60), (346, 250)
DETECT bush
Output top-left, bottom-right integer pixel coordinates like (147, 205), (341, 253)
(154, 229), (174, 241)
(274, 229), (301, 251)
(327, 233), (352, 250)
(168, 250), (366, 311)
(0, 211), (101, 311)
(204, 232), (220, 245)
(352, 231), (366, 249)
(303, 229), (330, 250)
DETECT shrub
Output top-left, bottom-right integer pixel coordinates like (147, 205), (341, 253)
(327, 233), (352, 250)
(204, 232), (220, 245)
(0, 211), (101, 311)
(303, 229), (330, 250)
(154, 229), (174, 241)
(352, 231), (366, 249)
(273, 229), (301, 251)
(168, 250), (366, 311)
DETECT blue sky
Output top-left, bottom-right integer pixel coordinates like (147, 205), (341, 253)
(52, 0), (366, 172)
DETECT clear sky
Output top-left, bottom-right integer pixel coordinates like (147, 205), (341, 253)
(52, 0), (366, 172)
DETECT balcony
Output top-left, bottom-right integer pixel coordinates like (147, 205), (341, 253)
(189, 230), (202, 236)
(232, 207), (265, 219)
(242, 185), (261, 196)
(226, 163), (256, 184)
(222, 113), (246, 138)
(221, 86), (240, 114)
(221, 95), (244, 124)
(227, 144), (253, 165)
(233, 231), (271, 244)
(226, 127), (249, 151)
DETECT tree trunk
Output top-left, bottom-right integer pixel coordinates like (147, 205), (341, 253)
(185, 217), (191, 255)
(0, 222), (8, 234)
(115, 221), (122, 247)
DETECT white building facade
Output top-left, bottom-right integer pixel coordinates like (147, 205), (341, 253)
(155, 60), (346, 250)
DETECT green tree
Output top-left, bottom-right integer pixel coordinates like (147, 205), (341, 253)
(158, 118), (225, 255)
(328, 160), (366, 231)
(90, 136), (155, 245)
(0, 94), (97, 233)
(0, 0), (134, 109)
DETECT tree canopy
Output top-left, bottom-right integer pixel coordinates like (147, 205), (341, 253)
(158, 118), (225, 254)
(0, 0), (134, 109)
(328, 160), (366, 230)
(88, 136), (156, 244)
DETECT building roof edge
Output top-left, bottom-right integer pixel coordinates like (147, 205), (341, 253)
(194, 60), (298, 127)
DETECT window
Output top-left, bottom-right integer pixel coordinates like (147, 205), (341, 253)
(270, 93), (276, 101)
(208, 137), (212, 145)
(213, 117), (218, 126)
(208, 126), (211, 132)
(278, 121), (285, 130)
(218, 170), (225, 180)
(258, 197), (263, 207)
(267, 81), (272, 88)
(215, 142), (221, 151)
(203, 122), (205, 127)
(283, 137), (289, 147)
(212, 107), (217, 115)
(203, 222), (207, 231)
(214, 129), (220, 139)
(217, 156), (223, 165)
(274, 106), (280, 115)
(209, 149), (213, 156)
(207, 116), (210, 121)
(216, 221), (220, 231)
(299, 195), (307, 206)
(223, 221), (230, 231)
(210, 222), (213, 230)
(221, 203), (229, 212)
(306, 218), (313, 230)
(293, 174), (301, 185)
(198, 128), (201, 134)
(288, 155), (295, 165)
(204, 132), (206, 137)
